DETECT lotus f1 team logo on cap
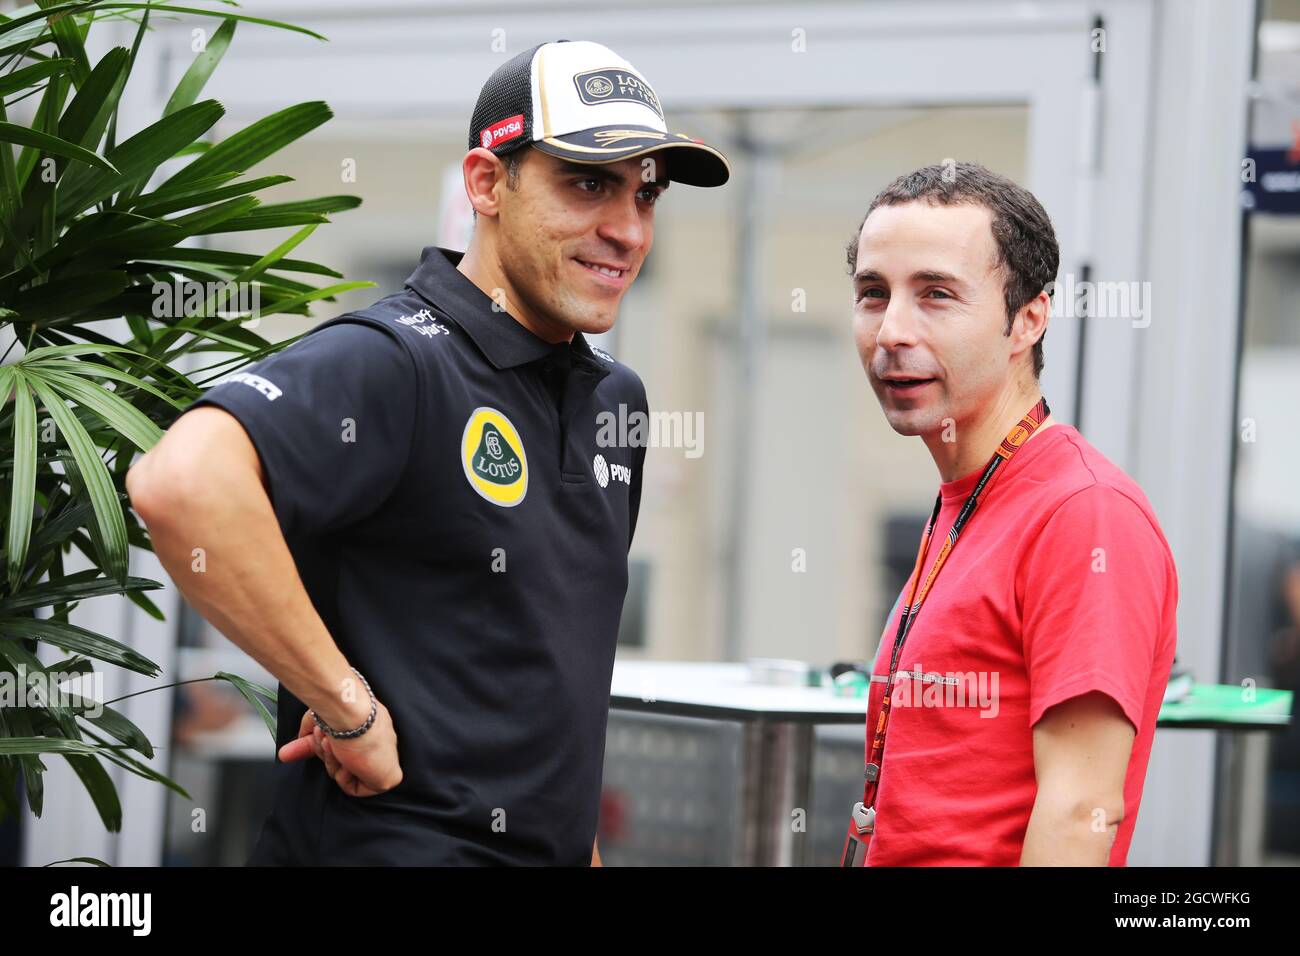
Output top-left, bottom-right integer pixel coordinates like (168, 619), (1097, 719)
(573, 69), (664, 119)
(480, 114), (525, 151)
(462, 407), (528, 506)
(584, 75), (614, 98)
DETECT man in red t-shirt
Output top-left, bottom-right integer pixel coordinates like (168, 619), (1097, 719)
(844, 162), (1178, 866)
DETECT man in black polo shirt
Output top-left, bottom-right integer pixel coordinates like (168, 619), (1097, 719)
(127, 39), (729, 865)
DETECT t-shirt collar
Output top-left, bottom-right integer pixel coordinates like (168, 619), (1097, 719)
(403, 245), (609, 375)
(939, 422), (1071, 503)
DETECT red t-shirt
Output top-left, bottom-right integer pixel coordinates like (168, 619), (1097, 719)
(863, 424), (1178, 866)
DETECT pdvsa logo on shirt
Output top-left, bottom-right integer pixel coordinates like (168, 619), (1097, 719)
(461, 407), (528, 507)
(592, 453), (631, 488)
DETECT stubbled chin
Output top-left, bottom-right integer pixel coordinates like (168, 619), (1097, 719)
(881, 405), (939, 437)
(554, 299), (618, 337)
(887, 418), (927, 437)
(574, 317), (617, 337)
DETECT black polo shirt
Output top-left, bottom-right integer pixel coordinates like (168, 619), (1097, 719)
(185, 246), (648, 865)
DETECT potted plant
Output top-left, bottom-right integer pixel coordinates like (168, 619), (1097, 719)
(0, 0), (373, 858)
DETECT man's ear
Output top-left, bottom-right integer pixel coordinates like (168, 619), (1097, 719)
(1012, 289), (1050, 365)
(463, 147), (507, 219)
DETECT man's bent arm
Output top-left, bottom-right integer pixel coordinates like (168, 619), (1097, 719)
(127, 406), (371, 735)
(1020, 691), (1135, 866)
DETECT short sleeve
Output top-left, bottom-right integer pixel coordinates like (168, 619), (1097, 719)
(182, 319), (418, 539)
(1021, 485), (1172, 732)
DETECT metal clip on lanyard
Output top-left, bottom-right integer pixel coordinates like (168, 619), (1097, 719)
(839, 398), (1050, 868)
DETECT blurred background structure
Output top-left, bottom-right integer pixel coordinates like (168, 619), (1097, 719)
(6, 0), (1297, 866)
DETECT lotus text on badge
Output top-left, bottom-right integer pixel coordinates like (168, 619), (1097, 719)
(461, 406), (528, 507)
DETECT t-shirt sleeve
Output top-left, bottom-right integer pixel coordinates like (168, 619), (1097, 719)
(181, 319), (418, 540)
(1021, 484), (1172, 732)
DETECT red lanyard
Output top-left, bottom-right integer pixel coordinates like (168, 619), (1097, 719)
(859, 398), (1050, 820)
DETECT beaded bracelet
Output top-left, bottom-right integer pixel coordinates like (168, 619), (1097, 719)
(310, 666), (377, 739)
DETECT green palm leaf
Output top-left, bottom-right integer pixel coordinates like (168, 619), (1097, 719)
(163, 17), (235, 117)
(161, 101), (333, 191)
(82, 705), (154, 759)
(0, 58), (75, 98)
(5, 270), (129, 324)
(127, 174), (292, 218)
(23, 376), (129, 581)
(5, 369), (37, 592)
(43, 857), (110, 867)
(64, 753), (121, 831)
(20, 356), (187, 411)
(0, 617), (160, 676)
(33, 367), (164, 451)
(97, 4), (326, 41)
(214, 671), (277, 740)
(36, 0), (92, 87)
(57, 99), (225, 217)
(0, 738), (99, 757)
(79, 724), (189, 799)
(0, 122), (117, 173)
(1, 571), (161, 613)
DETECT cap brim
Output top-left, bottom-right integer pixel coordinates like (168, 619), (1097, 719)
(533, 125), (730, 187)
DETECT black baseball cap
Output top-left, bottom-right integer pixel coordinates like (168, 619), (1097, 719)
(468, 39), (730, 188)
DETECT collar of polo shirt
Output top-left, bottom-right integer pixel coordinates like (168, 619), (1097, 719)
(402, 246), (612, 379)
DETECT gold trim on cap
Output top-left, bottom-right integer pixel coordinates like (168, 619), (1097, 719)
(541, 136), (641, 155)
(536, 136), (734, 185)
(537, 44), (552, 139)
(594, 129), (668, 146)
